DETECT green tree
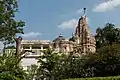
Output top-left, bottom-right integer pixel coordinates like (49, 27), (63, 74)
(26, 65), (38, 80)
(84, 44), (120, 77)
(0, 0), (25, 45)
(55, 53), (87, 79)
(0, 52), (27, 80)
(95, 23), (120, 49)
(36, 49), (60, 80)
(36, 49), (87, 80)
(0, 0), (26, 79)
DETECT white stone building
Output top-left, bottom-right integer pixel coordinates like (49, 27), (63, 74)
(20, 40), (52, 70)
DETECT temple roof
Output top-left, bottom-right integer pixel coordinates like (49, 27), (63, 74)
(53, 34), (65, 42)
(21, 40), (51, 44)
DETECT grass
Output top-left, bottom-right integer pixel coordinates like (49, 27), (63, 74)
(64, 76), (120, 80)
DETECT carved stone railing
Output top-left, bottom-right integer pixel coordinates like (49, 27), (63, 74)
(21, 40), (52, 44)
(5, 49), (44, 57)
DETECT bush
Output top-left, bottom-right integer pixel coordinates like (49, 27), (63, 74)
(64, 76), (120, 80)
(0, 73), (20, 80)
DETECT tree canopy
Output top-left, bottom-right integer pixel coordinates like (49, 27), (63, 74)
(95, 23), (120, 49)
(0, 0), (25, 45)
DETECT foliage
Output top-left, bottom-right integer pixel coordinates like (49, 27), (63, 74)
(0, 0), (26, 79)
(36, 49), (61, 80)
(0, 0), (25, 45)
(0, 73), (21, 80)
(95, 23), (120, 49)
(36, 45), (120, 79)
(36, 49), (88, 80)
(84, 44), (120, 77)
(64, 76), (120, 80)
(26, 64), (38, 80)
(54, 53), (88, 79)
(35, 43), (120, 80)
(0, 52), (27, 80)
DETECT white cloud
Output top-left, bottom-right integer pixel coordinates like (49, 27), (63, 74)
(93, 0), (120, 12)
(21, 32), (42, 38)
(58, 8), (90, 30)
(58, 16), (90, 30)
(58, 19), (78, 29)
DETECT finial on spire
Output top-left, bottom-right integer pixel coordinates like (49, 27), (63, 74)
(83, 8), (86, 16)
(59, 33), (63, 37)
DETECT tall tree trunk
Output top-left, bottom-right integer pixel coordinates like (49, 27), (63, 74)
(3, 42), (6, 54)
(15, 36), (22, 55)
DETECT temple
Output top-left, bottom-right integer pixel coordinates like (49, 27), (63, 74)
(5, 8), (96, 70)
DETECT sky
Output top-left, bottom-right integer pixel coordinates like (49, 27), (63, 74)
(15, 0), (120, 40)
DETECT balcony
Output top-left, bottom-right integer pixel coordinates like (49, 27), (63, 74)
(5, 49), (45, 58)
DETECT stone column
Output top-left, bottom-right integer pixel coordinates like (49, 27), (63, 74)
(21, 45), (23, 52)
(40, 45), (44, 55)
(49, 43), (52, 49)
(40, 45), (43, 50)
(29, 45), (32, 50)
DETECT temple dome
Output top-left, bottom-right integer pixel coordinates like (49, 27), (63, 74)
(53, 34), (65, 42)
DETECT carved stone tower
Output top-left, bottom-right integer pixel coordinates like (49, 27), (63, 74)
(74, 8), (96, 53)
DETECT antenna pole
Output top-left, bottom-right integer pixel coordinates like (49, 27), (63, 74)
(83, 8), (86, 16)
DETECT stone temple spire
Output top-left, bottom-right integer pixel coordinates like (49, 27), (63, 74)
(75, 8), (88, 36)
(74, 8), (96, 54)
